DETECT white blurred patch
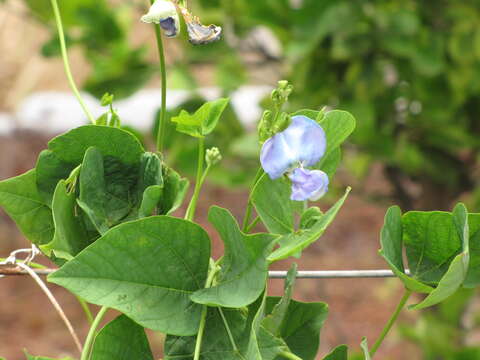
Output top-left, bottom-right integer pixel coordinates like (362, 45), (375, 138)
(0, 113), (14, 135)
(12, 86), (271, 134)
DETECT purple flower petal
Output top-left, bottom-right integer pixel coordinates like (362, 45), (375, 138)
(289, 168), (329, 201)
(160, 17), (178, 37)
(260, 115), (327, 179)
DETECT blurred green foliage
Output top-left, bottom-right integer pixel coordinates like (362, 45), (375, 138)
(400, 288), (480, 359)
(194, 0), (480, 210)
(24, 0), (154, 99)
(17, 0), (480, 209)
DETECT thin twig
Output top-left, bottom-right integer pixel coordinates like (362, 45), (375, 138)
(15, 262), (83, 354)
(0, 266), (409, 279)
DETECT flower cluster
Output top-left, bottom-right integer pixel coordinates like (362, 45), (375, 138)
(260, 115), (329, 201)
(141, 0), (221, 45)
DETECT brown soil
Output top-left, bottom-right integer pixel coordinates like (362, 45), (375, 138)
(0, 132), (421, 360)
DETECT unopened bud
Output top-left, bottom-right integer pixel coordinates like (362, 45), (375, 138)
(206, 147), (222, 166)
(100, 93), (114, 107)
(258, 110), (273, 143)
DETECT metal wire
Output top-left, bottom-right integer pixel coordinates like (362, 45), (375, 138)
(0, 267), (407, 279)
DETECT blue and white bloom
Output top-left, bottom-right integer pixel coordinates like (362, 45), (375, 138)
(141, 0), (180, 38)
(260, 115), (329, 201)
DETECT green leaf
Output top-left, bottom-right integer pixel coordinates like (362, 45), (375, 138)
(300, 207), (323, 230)
(48, 216), (211, 336)
(404, 211), (463, 284)
(77, 147), (110, 235)
(315, 147), (342, 179)
(268, 188), (351, 262)
(138, 186), (163, 218)
(246, 292), (291, 360)
(158, 166), (189, 215)
(136, 152), (163, 203)
(0, 169), (54, 245)
(251, 174), (296, 234)
(360, 338), (371, 360)
(90, 315), (154, 360)
(411, 203), (470, 309)
(171, 98), (230, 138)
(191, 206), (277, 308)
(379, 206), (433, 294)
(47, 124), (144, 164)
(36, 125), (144, 204)
(35, 150), (75, 206)
(265, 298), (329, 360)
(165, 306), (288, 360)
(319, 110), (356, 157)
(464, 214), (480, 287)
(40, 180), (95, 260)
(322, 345), (348, 360)
(262, 263), (297, 336)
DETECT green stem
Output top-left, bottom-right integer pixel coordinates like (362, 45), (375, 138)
(245, 216), (260, 233)
(193, 262), (218, 360)
(279, 351), (302, 360)
(80, 306), (108, 360)
(185, 138), (206, 221)
(218, 308), (239, 353)
(241, 168), (264, 232)
(76, 296), (94, 325)
(149, 0), (168, 153)
(369, 289), (412, 357)
(50, 0), (95, 125)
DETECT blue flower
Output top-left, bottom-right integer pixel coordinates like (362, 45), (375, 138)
(260, 115), (329, 201)
(289, 168), (329, 201)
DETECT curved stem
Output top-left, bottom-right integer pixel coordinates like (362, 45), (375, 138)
(76, 296), (94, 325)
(193, 262), (219, 360)
(185, 138), (206, 221)
(16, 262), (82, 354)
(245, 216), (260, 233)
(50, 0), (95, 124)
(370, 289), (412, 357)
(241, 168), (264, 232)
(149, 0), (168, 153)
(218, 308), (239, 353)
(81, 306), (109, 360)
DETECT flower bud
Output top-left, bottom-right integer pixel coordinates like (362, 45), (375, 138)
(206, 147), (222, 166)
(258, 110), (273, 143)
(100, 92), (114, 107)
(141, 0), (180, 38)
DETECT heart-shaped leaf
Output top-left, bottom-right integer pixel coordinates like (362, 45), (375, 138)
(41, 180), (96, 260)
(48, 216), (210, 336)
(171, 98), (229, 138)
(0, 169), (54, 245)
(264, 297), (329, 360)
(411, 203), (470, 309)
(191, 206), (277, 308)
(90, 315), (153, 360)
(36, 125), (144, 205)
(379, 206), (434, 294)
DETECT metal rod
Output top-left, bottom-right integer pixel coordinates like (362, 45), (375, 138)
(0, 266), (408, 279)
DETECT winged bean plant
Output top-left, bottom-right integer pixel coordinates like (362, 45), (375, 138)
(1, 1), (480, 359)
